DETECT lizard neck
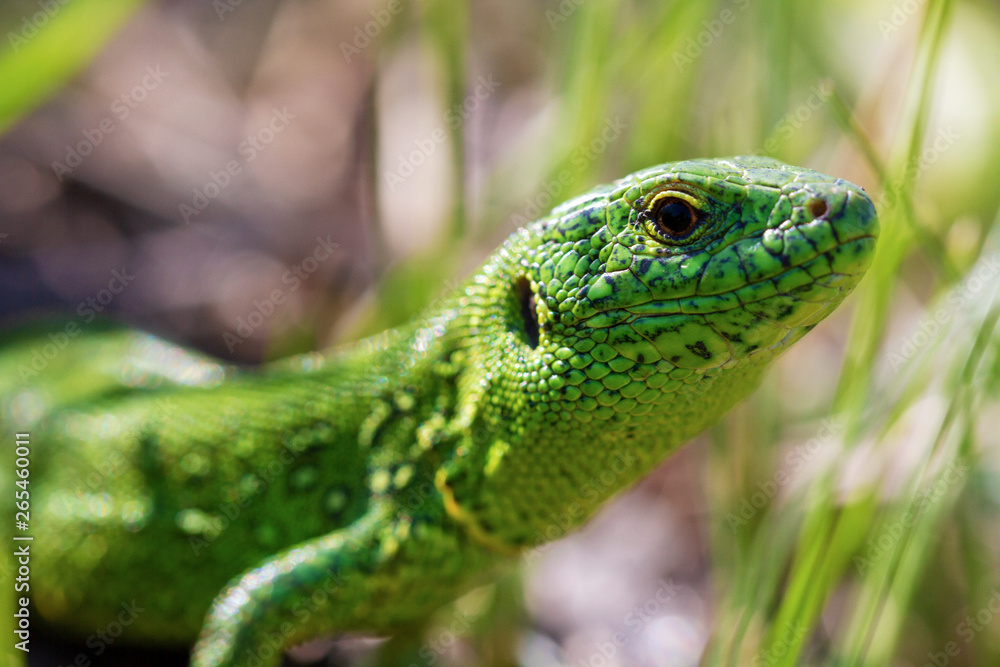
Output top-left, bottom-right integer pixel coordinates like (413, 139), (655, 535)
(416, 232), (782, 551)
(436, 337), (772, 550)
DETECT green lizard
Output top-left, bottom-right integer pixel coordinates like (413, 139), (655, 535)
(1, 156), (877, 666)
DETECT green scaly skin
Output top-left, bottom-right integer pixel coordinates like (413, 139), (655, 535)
(0, 156), (877, 666)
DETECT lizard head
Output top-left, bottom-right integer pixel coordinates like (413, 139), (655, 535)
(444, 156), (877, 549)
(504, 155), (878, 371)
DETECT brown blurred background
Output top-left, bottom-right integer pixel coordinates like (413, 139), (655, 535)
(4, 0), (1000, 665)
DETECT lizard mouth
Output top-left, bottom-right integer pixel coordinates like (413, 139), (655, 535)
(619, 235), (876, 321)
(567, 249), (868, 370)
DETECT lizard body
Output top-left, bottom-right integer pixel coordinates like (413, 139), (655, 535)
(1, 156), (878, 665)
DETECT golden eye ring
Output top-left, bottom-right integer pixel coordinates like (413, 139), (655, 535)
(650, 196), (700, 239)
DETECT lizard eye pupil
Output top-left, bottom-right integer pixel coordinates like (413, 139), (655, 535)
(653, 198), (699, 237)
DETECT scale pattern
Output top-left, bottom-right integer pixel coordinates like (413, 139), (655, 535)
(0, 156), (878, 666)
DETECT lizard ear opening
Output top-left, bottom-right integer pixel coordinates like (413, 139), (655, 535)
(514, 276), (539, 349)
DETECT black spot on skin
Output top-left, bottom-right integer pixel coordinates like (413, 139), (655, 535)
(719, 331), (743, 343)
(580, 208), (605, 227)
(686, 341), (713, 360)
(775, 304), (795, 319)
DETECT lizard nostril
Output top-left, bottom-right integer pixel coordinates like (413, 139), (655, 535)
(807, 198), (829, 219)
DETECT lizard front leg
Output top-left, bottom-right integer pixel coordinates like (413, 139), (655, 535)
(191, 499), (493, 667)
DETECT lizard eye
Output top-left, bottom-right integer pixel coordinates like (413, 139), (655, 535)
(651, 197), (700, 239)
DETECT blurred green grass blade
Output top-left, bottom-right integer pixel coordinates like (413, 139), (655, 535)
(833, 0), (954, 435)
(704, 397), (801, 666)
(617, 1), (712, 166)
(852, 223), (1000, 445)
(824, 83), (956, 283)
(894, 0), (953, 190)
(0, 0), (146, 134)
(797, 4), (954, 282)
(420, 0), (468, 243)
(891, 0), (958, 283)
(706, 501), (810, 667)
(549, 0), (625, 194)
(556, 0), (618, 146)
(758, 0), (792, 135)
(866, 446), (971, 664)
(726, 232), (999, 666)
(837, 442), (969, 665)
(474, 1), (712, 243)
(836, 255), (1000, 665)
(355, 0), (467, 339)
(824, 86), (888, 184)
(761, 477), (868, 667)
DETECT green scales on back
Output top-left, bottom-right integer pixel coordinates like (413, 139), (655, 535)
(1, 157), (877, 666)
